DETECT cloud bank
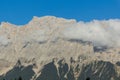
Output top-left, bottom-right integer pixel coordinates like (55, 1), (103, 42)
(63, 19), (120, 47)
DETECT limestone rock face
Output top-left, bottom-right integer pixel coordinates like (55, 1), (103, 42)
(0, 16), (120, 80)
(0, 16), (94, 63)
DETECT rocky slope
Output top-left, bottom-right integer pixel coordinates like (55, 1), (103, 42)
(0, 59), (120, 80)
(0, 16), (120, 80)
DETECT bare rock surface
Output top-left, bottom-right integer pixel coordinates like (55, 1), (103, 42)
(0, 16), (120, 80)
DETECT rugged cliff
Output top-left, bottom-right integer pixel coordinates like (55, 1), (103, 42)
(0, 16), (120, 80)
(0, 58), (120, 80)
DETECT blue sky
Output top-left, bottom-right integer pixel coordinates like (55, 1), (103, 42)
(0, 0), (120, 25)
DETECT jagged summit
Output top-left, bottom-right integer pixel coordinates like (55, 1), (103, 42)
(0, 16), (120, 80)
(30, 16), (77, 23)
(0, 16), (119, 63)
(0, 16), (77, 28)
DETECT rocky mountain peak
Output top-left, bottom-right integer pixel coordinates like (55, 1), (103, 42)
(0, 16), (120, 80)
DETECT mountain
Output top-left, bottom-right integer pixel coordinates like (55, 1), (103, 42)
(0, 16), (120, 80)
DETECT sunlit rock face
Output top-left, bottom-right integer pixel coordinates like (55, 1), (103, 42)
(0, 16), (120, 80)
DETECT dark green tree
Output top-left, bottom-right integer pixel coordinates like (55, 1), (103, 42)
(86, 77), (90, 80)
(18, 76), (22, 80)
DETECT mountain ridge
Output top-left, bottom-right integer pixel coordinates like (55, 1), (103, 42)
(0, 16), (120, 80)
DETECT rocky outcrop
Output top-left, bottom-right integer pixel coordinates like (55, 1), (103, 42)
(0, 60), (35, 80)
(0, 16), (120, 80)
(0, 58), (120, 80)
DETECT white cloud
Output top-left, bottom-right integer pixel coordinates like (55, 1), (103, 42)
(63, 19), (120, 47)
